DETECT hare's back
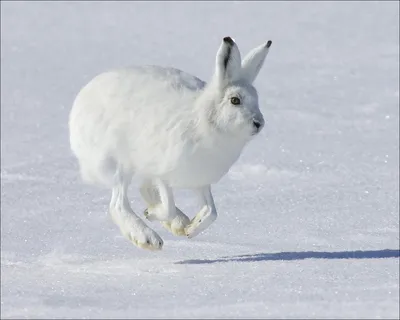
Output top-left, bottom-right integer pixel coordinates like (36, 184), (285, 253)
(74, 65), (205, 114)
(133, 65), (206, 91)
(104, 65), (206, 95)
(71, 65), (205, 136)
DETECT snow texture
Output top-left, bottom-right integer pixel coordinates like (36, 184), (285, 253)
(1, 1), (399, 319)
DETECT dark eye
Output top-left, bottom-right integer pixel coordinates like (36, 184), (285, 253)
(230, 97), (241, 105)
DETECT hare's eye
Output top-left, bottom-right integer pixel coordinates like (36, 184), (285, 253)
(230, 97), (241, 105)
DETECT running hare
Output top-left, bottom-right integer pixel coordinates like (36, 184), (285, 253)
(69, 37), (272, 250)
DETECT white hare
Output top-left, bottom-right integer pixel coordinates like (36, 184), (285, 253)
(69, 37), (272, 250)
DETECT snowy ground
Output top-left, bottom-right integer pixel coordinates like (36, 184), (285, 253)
(1, 1), (399, 319)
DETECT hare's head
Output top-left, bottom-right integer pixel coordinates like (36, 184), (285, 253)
(204, 37), (272, 139)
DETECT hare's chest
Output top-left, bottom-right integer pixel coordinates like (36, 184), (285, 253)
(164, 138), (245, 188)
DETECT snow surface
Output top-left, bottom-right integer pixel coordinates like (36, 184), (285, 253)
(1, 1), (399, 319)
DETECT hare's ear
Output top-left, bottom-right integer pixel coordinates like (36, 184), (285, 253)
(214, 37), (242, 85)
(241, 40), (272, 84)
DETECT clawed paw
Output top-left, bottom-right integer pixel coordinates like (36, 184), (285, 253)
(125, 231), (163, 250)
(143, 206), (191, 237)
(184, 208), (217, 239)
(161, 220), (187, 237)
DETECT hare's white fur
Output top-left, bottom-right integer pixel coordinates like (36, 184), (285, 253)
(69, 37), (272, 250)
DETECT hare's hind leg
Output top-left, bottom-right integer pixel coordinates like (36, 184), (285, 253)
(140, 179), (190, 236)
(184, 185), (218, 238)
(110, 169), (163, 250)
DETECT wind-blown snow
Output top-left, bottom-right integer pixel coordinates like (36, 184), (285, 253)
(1, 1), (399, 319)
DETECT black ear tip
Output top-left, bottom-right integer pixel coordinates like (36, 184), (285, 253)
(266, 40), (272, 48)
(223, 37), (235, 45)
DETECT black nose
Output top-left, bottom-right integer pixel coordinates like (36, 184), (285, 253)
(253, 120), (261, 130)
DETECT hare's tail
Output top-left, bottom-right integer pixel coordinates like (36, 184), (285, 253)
(75, 152), (117, 188)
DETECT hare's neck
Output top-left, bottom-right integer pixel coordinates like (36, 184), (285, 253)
(192, 86), (217, 130)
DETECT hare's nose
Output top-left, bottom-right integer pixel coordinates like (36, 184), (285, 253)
(252, 118), (264, 135)
(253, 120), (261, 130)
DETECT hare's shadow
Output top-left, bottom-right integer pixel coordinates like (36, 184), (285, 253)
(175, 249), (399, 265)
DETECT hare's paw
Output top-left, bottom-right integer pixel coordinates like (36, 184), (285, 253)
(185, 206), (217, 239)
(160, 213), (191, 236)
(144, 206), (191, 236)
(120, 219), (163, 251)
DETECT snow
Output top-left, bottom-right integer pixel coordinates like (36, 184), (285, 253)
(1, 1), (399, 318)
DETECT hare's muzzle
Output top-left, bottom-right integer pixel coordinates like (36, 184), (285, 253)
(252, 118), (264, 135)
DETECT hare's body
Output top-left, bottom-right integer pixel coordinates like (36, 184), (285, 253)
(70, 66), (247, 188)
(69, 37), (272, 250)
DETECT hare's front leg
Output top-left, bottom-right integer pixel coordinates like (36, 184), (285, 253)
(110, 170), (163, 250)
(140, 179), (190, 236)
(184, 186), (218, 239)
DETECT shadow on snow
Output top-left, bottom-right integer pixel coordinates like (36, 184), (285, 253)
(175, 249), (400, 265)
